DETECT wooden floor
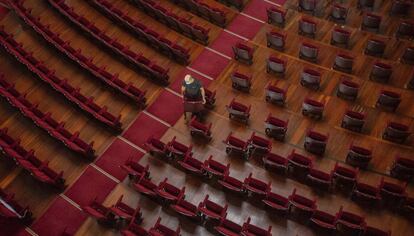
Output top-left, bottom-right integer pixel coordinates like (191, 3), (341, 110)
(0, 0), (413, 235)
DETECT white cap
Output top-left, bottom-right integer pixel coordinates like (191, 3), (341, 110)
(184, 74), (194, 84)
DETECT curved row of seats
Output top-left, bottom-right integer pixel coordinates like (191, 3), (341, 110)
(144, 134), (413, 219)
(295, 0), (414, 39)
(132, 0), (210, 45)
(266, 12), (414, 66)
(47, 0), (170, 84)
(89, 0), (191, 65)
(120, 153), (401, 236)
(120, 161), (273, 236)
(0, 77), (95, 159)
(0, 127), (66, 189)
(169, 0), (229, 27)
(0, 27), (123, 132)
(0, 188), (33, 223)
(8, 0), (147, 108)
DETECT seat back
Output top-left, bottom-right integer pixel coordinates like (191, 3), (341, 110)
(331, 28), (351, 44)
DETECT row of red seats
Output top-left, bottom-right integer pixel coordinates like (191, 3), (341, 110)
(8, 0), (147, 108)
(124, 151), (401, 235)
(133, 0), (210, 45)
(0, 127), (65, 189)
(0, 27), (123, 132)
(0, 77), (95, 159)
(144, 135), (414, 217)
(267, 4), (414, 39)
(120, 159), (273, 236)
(83, 192), (180, 236)
(89, 0), (191, 65)
(47, 0), (170, 84)
(0, 188), (32, 223)
(266, 12), (414, 65)
(170, 0), (228, 27)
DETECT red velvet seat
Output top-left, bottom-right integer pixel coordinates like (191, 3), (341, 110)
(361, 13), (381, 33)
(331, 27), (351, 48)
(218, 172), (246, 195)
(177, 153), (205, 176)
(298, 0), (316, 14)
(288, 188), (317, 220)
(223, 132), (249, 159)
(264, 113), (288, 141)
(166, 136), (193, 159)
(351, 181), (381, 206)
(149, 217), (181, 236)
(390, 156), (414, 180)
(307, 168), (333, 191)
(121, 222), (149, 236)
(265, 82), (287, 106)
(247, 132), (272, 157)
(215, 217), (243, 236)
(233, 42), (254, 65)
(332, 162), (358, 190)
(132, 174), (158, 198)
(382, 121), (411, 144)
(298, 17), (317, 38)
(241, 217), (272, 236)
(267, 7), (286, 27)
(155, 178), (185, 203)
(400, 197), (414, 218)
(330, 4), (348, 23)
(302, 98), (324, 120)
(262, 190), (289, 215)
(304, 130), (328, 155)
(171, 195), (200, 221)
(396, 21), (414, 39)
(198, 194), (228, 222)
(300, 68), (321, 90)
(378, 177), (407, 207)
(310, 210), (337, 233)
(226, 98), (251, 124)
(346, 144), (372, 169)
(266, 56), (286, 76)
(370, 62), (393, 83)
(244, 173), (271, 198)
(337, 79), (360, 101)
(82, 198), (112, 224)
(263, 152), (288, 174)
(121, 159), (150, 180)
(109, 195), (142, 223)
(266, 31), (286, 51)
(231, 71), (252, 92)
(144, 136), (168, 157)
(333, 53), (354, 74)
(299, 42), (319, 62)
(335, 206), (366, 236)
(341, 110), (365, 132)
(365, 38), (386, 57)
(287, 150), (313, 179)
(202, 155), (230, 179)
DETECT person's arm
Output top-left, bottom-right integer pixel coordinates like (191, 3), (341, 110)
(181, 85), (186, 97)
(200, 87), (206, 104)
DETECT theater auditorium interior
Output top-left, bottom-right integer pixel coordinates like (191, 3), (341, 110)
(0, 0), (414, 235)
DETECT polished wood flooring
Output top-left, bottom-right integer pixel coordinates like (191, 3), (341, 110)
(0, 0), (413, 235)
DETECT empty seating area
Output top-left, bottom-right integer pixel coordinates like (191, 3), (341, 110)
(48, 0), (170, 84)
(0, 0), (413, 235)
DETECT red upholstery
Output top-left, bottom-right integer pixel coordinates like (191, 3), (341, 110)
(47, 0), (169, 84)
(197, 194), (227, 221)
(0, 25), (124, 131)
(0, 76), (95, 159)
